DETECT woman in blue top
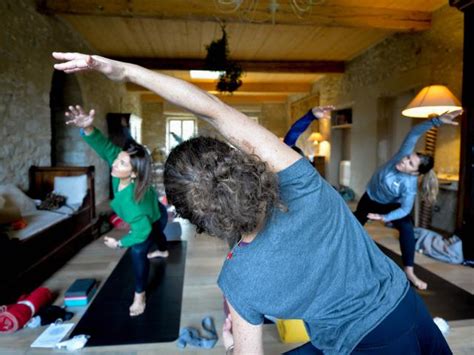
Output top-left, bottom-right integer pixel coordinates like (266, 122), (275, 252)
(53, 52), (452, 355)
(354, 113), (461, 290)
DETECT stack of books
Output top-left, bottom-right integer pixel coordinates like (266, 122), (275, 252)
(64, 278), (96, 307)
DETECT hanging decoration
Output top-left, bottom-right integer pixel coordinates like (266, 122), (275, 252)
(205, 25), (243, 93)
(214, 0), (326, 25)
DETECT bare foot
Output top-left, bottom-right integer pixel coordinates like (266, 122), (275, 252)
(147, 250), (169, 259)
(404, 266), (428, 290)
(129, 292), (146, 316)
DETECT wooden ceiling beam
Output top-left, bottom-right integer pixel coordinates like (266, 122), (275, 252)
(141, 93), (288, 104)
(38, 0), (431, 31)
(127, 82), (312, 94)
(113, 57), (344, 73)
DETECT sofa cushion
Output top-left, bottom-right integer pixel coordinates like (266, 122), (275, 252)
(0, 195), (22, 224)
(0, 184), (37, 215)
(54, 175), (88, 208)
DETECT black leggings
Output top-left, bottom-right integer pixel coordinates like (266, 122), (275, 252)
(354, 192), (415, 267)
(154, 201), (169, 252)
(285, 288), (451, 354)
(130, 204), (168, 293)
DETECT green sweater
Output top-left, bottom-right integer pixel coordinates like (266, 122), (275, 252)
(82, 128), (160, 247)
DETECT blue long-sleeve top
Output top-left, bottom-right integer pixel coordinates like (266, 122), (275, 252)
(283, 109), (318, 146)
(366, 117), (442, 222)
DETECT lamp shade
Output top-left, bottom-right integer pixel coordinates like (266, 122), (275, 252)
(308, 132), (323, 143)
(402, 85), (462, 118)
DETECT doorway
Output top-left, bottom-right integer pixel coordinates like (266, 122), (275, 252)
(49, 70), (83, 166)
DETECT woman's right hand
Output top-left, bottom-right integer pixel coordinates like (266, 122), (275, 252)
(65, 105), (95, 131)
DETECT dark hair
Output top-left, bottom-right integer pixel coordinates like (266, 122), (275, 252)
(416, 153), (434, 174)
(164, 137), (282, 244)
(126, 143), (153, 202)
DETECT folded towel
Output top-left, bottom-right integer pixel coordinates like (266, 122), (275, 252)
(177, 316), (218, 349)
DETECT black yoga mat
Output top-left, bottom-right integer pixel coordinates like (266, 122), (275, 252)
(378, 244), (474, 321)
(70, 241), (187, 346)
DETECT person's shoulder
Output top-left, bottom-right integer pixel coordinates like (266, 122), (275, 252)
(277, 157), (315, 181)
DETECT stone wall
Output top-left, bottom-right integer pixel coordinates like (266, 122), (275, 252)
(142, 101), (165, 158)
(312, 5), (463, 196)
(0, 0), (134, 204)
(259, 104), (288, 138)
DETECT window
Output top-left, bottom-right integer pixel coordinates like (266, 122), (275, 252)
(166, 117), (197, 153)
(247, 115), (259, 123)
(129, 114), (142, 143)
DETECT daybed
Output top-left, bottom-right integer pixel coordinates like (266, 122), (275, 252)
(0, 166), (96, 303)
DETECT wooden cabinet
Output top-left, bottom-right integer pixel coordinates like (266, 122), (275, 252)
(312, 156), (326, 178)
(430, 184), (458, 234)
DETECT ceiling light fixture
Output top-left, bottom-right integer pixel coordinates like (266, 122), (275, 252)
(190, 70), (225, 80)
(214, 0), (326, 25)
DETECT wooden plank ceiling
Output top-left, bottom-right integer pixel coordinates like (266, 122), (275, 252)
(39, 0), (448, 103)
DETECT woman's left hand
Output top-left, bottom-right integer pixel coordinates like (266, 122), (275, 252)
(439, 110), (463, 125)
(52, 52), (127, 81)
(312, 105), (335, 119)
(367, 213), (384, 221)
(65, 105), (95, 129)
(104, 236), (120, 249)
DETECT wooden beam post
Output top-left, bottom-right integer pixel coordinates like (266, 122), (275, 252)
(451, 0), (474, 259)
(127, 82), (312, 94)
(140, 93), (288, 104)
(37, 0), (431, 31)
(112, 57), (344, 74)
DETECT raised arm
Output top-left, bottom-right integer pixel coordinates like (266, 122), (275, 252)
(394, 111), (462, 161)
(283, 106), (332, 147)
(65, 105), (121, 166)
(394, 118), (440, 160)
(53, 53), (300, 173)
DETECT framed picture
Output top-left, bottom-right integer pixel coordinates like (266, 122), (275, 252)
(331, 108), (352, 127)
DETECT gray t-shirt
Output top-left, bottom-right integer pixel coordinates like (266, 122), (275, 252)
(218, 158), (409, 354)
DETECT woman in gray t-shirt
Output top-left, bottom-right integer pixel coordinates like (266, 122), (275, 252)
(53, 52), (452, 355)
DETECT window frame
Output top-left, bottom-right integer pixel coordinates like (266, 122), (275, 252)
(166, 115), (197, 153)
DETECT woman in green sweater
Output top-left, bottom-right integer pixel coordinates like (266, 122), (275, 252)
(65, 105), (168, 316)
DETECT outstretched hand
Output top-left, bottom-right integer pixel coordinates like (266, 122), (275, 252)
(52, 52), (126, 82)
(222, 315), (234, 351)
(367, 213), (384, 222)
(65, 105), (95, 129)
(103, 236), (120, 249)
(439, 109), (463, 125)
(312, 105), (335, 119)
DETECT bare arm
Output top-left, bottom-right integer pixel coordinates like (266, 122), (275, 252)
(227, 301), (263, 355)
(53, 52), (300, 172)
